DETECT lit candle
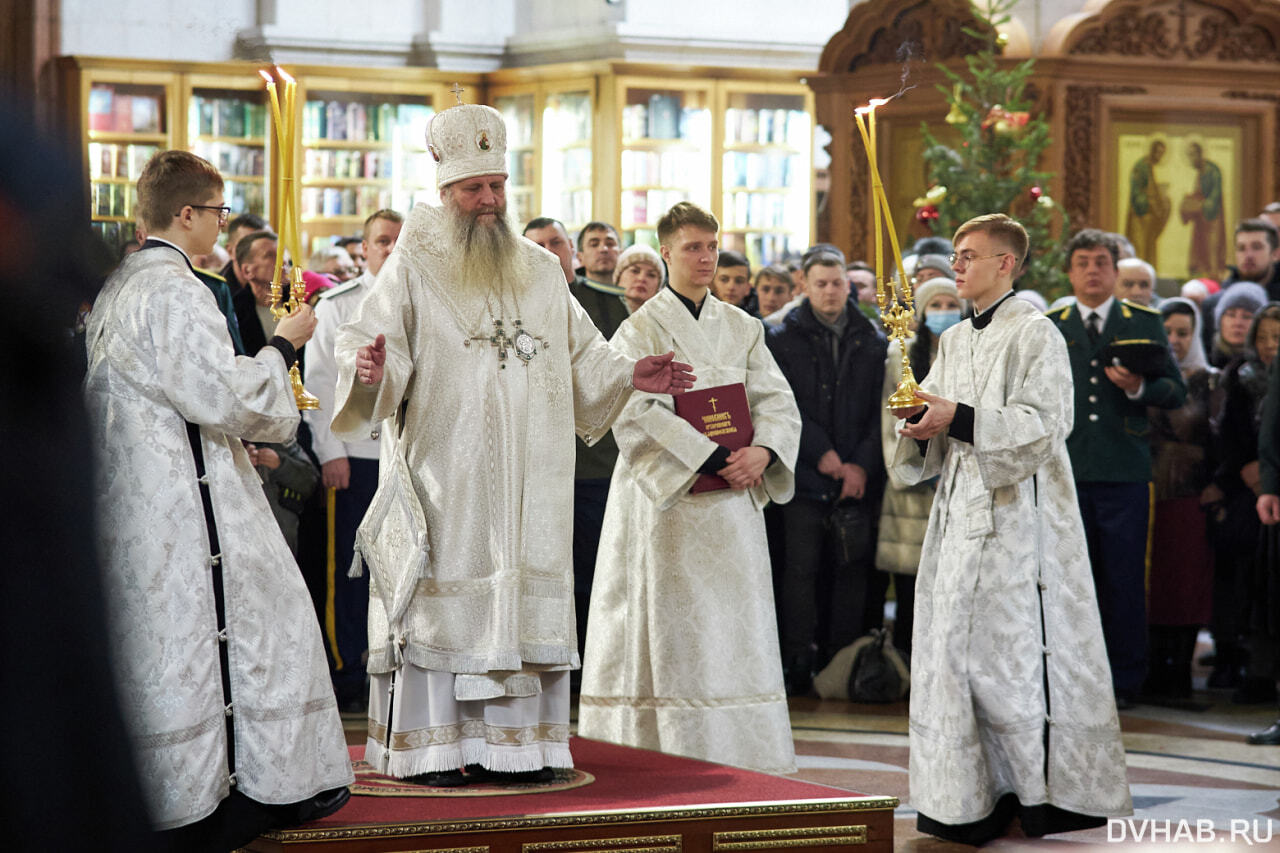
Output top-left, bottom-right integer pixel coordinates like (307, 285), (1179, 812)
(868, 97), (886, 158)
(865, 97), (909, 301)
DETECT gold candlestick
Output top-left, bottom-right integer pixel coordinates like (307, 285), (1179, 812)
(856, 98), (924, 410)
(262, 66), (319, 411)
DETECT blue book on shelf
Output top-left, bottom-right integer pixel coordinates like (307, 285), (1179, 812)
(648, 94), (679, 140)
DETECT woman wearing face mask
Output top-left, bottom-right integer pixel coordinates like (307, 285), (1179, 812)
(1145, 297), (1217, 701)
(1209, 302), (1280, 701)
(875, 278), (962, 657)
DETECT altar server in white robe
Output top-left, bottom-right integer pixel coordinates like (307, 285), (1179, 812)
(84, 151), (353, 847)
(331, 103), (694, 787)
(579, 202), (801, 775)
(891, 214), (1132, 844)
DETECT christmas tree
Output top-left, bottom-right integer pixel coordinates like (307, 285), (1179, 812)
(917, 0), (1067, 297)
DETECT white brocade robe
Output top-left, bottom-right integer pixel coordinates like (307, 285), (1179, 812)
(889, 297), (1132, 825)
(579, 289), (801, 775)
(84, 247), (353, 830)
(330, 204), (634, 771)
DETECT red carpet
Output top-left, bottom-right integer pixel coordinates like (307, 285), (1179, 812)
(316, 737), (863, 825)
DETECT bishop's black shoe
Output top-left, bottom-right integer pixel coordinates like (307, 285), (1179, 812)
(407, 769), (468, 787)
(464, 764), (554, 784)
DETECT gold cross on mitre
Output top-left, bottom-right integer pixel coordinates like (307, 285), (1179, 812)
(450, 82), (465, 104)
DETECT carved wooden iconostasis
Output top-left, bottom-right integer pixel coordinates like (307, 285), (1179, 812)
(810, 0), (1280, 283)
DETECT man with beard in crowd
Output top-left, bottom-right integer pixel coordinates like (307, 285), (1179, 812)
(331, 103), (694, 787)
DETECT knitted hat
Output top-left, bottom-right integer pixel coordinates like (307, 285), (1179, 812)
(614, 243), (664, 285)
(426, 104), (508, 189)
(1215, 281), (1267, 325)
(914, 277), (959, 316)
(913, 253), (953, 280)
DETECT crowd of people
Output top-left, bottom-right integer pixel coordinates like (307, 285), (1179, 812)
(79, 98), (1280, 848)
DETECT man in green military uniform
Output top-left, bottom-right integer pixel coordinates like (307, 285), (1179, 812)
(1049, 229), (1187, 707)
(523, 216), (629, 669)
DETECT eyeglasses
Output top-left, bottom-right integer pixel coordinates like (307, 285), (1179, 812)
(948, 251), (1010, 270)
(178, 204), (231, 224)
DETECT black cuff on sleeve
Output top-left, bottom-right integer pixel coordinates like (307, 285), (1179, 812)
(905, 410), (929, 456)
(266, 335), (296, 366)
(698, 445), (732, 474)
(948, 403), (975, 444)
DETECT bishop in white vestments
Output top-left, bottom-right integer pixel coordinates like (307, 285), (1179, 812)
(331, 103), (693, 786)
(579, 202), (801, 775)
(85, 151), (353, 846)
(891, 215), (1131, 844)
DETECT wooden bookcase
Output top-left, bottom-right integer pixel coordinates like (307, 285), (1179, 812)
(490, 62), (814, 267)
(66, 61), (177, 250)
(62, 57), (813, 266)
(717, 79), (814, 269)
(488, 75), (599, 238)
(181, 71), (270, 224)
(60, 57), (482, 256)
(290, 68), (482, 255)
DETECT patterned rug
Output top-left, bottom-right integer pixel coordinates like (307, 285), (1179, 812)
(350, 759), (595, 798)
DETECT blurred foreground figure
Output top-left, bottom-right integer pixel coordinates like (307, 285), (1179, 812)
(0, 96), (153, 853)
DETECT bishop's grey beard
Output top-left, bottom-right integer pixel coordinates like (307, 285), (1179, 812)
(442, 197), (522, 294)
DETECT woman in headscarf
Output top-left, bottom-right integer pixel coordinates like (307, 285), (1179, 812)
(1145, 297), (1216, 700)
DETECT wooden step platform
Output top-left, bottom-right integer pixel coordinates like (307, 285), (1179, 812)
(244, 737), (897, 852)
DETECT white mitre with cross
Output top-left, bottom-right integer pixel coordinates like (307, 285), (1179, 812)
(426, 87), (509, 189)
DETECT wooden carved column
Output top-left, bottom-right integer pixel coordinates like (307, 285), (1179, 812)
(810, 0), (989, 259)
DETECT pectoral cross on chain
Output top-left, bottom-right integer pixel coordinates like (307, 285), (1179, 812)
(465, 319), (548, 369)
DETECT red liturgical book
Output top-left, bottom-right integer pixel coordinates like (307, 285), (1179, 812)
(674, 382), (754, 493)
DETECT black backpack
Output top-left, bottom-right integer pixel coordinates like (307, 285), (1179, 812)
(813, 628), (909, 703)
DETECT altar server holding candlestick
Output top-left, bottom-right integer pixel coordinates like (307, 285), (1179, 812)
(888, 212), (1132, 844)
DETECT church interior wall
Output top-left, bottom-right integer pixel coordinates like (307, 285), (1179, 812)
(51, 0), (1280, 282)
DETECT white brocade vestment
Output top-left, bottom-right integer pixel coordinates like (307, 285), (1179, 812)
(330, 204), (635, 775)
(578, 288), (801, 775)
(83, 247), (354, 830)
(889, 296), (1132, 825)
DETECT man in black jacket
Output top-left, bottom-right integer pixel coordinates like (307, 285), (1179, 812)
(766, 248), (887, 694)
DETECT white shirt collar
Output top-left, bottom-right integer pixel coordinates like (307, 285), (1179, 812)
(1081, 295), (1114, 325)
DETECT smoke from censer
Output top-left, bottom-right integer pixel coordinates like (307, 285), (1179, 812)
(885, 42), (920, 104)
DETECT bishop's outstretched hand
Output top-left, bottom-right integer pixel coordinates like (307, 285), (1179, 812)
(357, 334), (386, 385)
(633, 351), (696, 394)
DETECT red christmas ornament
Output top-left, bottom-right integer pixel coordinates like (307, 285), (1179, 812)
(1030, 185), (1043, 200)
(915, 204), (940, 223)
